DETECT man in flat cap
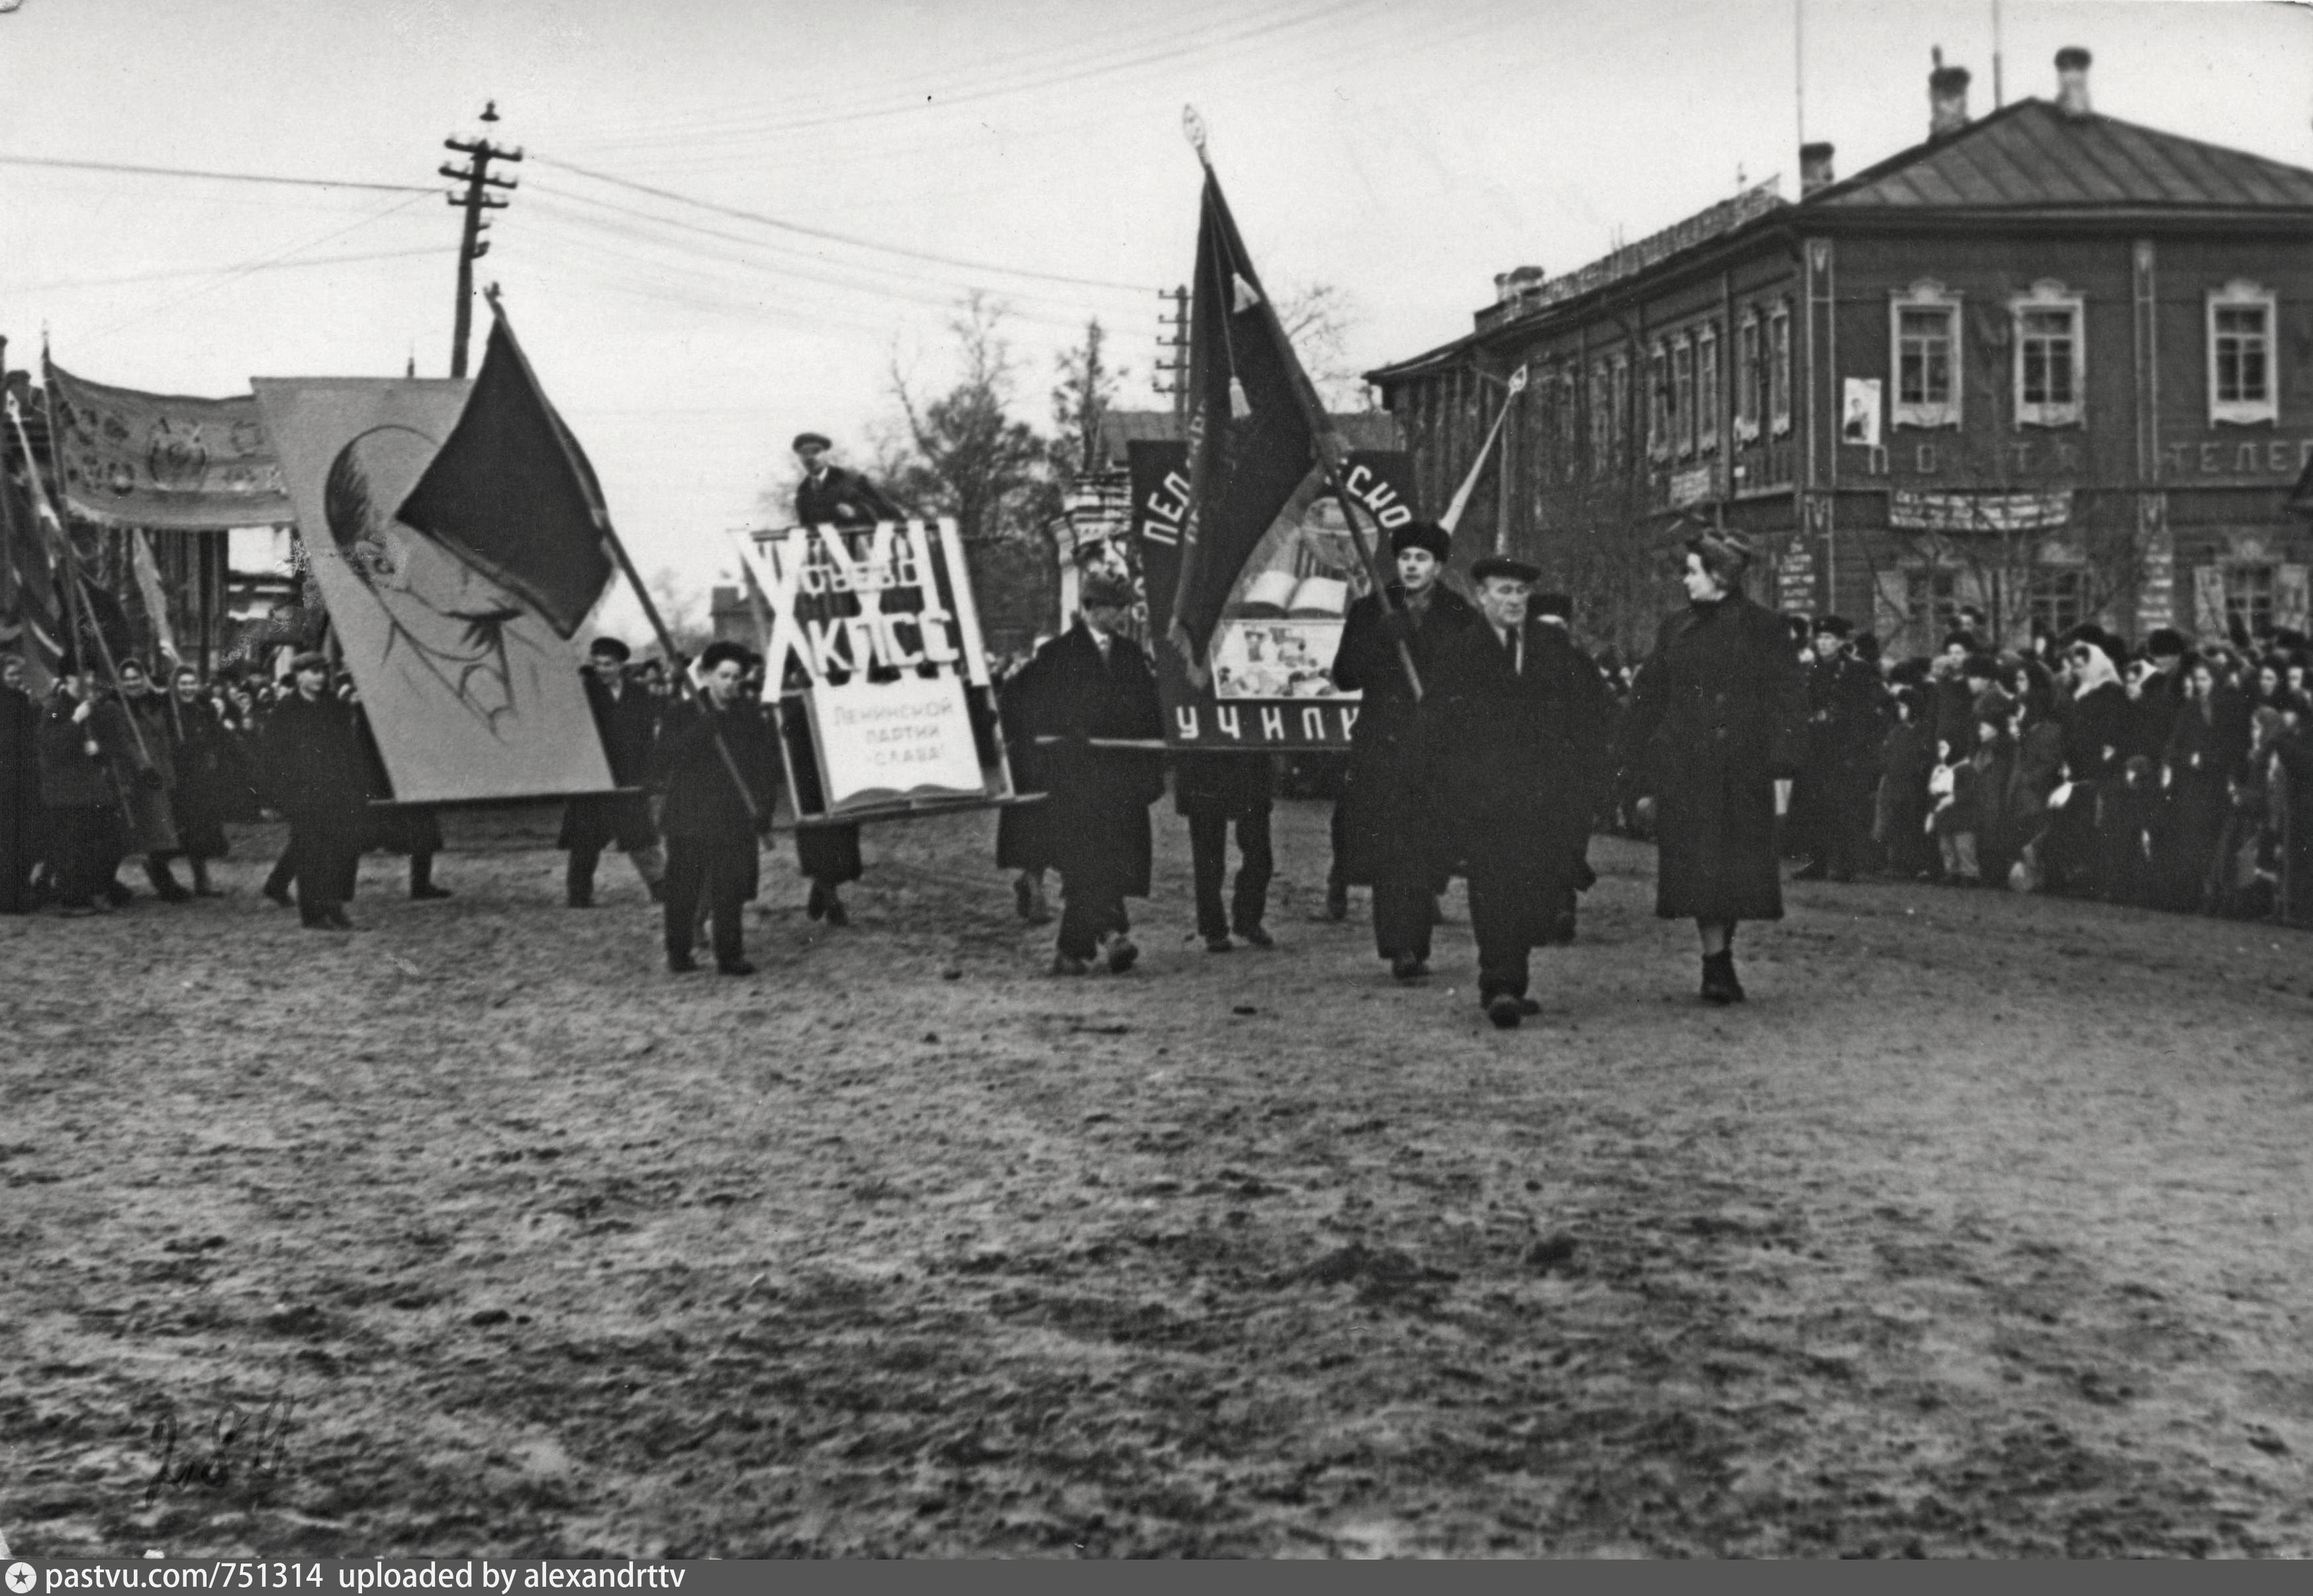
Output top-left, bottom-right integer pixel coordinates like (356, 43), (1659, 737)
(1022, 571), (1165, 975)
(791, 433), (906, 530)
(262, 651), (375, 930)
(559, 635), (665, 908)
(1429, 557), (1611, 1029)
(650, 641), (781, 975)
(1793, 614), (1885, 882)
(1329, 518), (1478, 980)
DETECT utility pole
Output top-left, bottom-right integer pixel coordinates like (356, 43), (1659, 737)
(1153, 285), (1189, 422)
(442, 101), (521, 379)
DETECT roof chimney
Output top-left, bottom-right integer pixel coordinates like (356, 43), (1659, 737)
(1928, 48), (1971, 139)
(2054, 46), (2093, 118)
(1800, 141), (1836, 198)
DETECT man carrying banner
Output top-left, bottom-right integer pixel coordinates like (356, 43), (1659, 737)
(651, 641), (780, 976)
(115, 659), (189, 902)
(560, 635), (665, 908)
(38, 659), (144, 914)
(1329, 520), (1477, 980)
(1428, 557), (1612, 1029)
(1029, 572), (1166, 975)
(265, 651), (375, 931)
(1174, 746), (1274, 953)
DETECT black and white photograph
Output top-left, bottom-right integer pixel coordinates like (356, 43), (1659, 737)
(3, 0), (2312, 1561)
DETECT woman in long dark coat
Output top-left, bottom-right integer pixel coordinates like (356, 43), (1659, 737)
(160, 665), (233, 894)
(1615, 529), (1808, 1004)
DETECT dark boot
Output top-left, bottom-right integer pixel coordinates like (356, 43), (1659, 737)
(146, 857), (191, 903)
(1701, 951), (1746, 1005)
(409, 852), (453, 900)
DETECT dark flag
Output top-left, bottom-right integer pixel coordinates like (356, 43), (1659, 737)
(1, 462), (66, 681)
(1166, 154), (1375, 683)
(395, 315), (615, 639)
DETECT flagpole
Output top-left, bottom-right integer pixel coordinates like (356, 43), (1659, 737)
(1183, 108), (1423, 701)
(477, 287), (764, 827)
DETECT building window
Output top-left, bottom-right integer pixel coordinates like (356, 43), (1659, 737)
(2227, 563), (2276, 636)
(1671, 336), (1696, 457)
(2208, 281), (2277, 426)
(2012, 281), (2085, 428)
(1734, 314), (1761, 443)
(1610, 355), (1630, 468)
(1907, 568), (1962, 642)
(2027, 567), (2088, 639)
(1647, 344), (1669, 461)
(1768, 303), (1792, 436)
(1697, 324), (1721, 453)
(1891, 281), (1961, 429)
(1588, 359), (1611, 476)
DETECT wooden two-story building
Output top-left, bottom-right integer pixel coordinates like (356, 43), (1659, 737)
(1368, 50), (2313, 655)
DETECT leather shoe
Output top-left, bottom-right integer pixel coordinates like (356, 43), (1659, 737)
(822, 893), (849, 927)
(1104, 933), (1139, 974)
(1701, 951), (1746, 1004)
(806, 882), (827, 921)
(1204, 933), (1233, 953)
(1519, 996), (1542, 1016)
(1324, 881), (1348, 921)
(1390, 955), (1429, 981)
(1050, 953), (1090, 976)
(667, 951), (699, 974)
(1233, 921), (1274, 948)
(716, 958), (755, 977)
(1486, 994), (1524, 1029)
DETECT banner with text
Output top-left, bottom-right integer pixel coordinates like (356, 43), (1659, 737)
(48, 361), (295, 530)
(1133, 440), (1417, 751)
(732, 517), (1011, 818)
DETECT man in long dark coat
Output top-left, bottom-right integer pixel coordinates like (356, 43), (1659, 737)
(650, 641), (781, 975)
(1792, 615), (1884, 882)
(1617, 529), (1809, 1004)
(37, 662), (144, 914)
(1430, 558), (1611, 1029)
(115, 659), (188, 902)
(560, 635), (665, 907)
(1025, 572), (1164, 974)
(1329, 518), (1478, 980)
(1174, 749), (1274, 952)
(263, 651), (374, 930)
(0, 649), (48, 913)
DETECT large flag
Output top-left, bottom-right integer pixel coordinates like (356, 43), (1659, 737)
(45, 360), (294, 531)
(1, 437), (66, 682)
(394, 315), (614, 639)
(5, 397), (133, 678)
(252, 377), (614, 804)
(1168, 161), (1352, 676)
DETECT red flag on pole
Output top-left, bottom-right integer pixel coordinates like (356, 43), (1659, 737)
(394, 316), (615, 639)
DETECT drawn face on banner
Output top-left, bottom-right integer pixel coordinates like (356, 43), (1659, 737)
(324, 426), (531, 738)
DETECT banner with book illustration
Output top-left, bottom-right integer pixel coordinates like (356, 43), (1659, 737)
(1131, 439), (1418, 750)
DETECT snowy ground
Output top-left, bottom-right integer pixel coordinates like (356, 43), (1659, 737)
(3, 799), (2310, 1557)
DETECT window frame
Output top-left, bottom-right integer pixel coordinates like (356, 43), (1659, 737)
(2026, 565), (2089, 639)
(1768, 303), (1793, 437)
(2226, 561), (2277, 637)
(2011, 280), (2085, 429)
(1671, 334), (1697, 458)
(1697, 322), (1721, 453)
(1647, 343), (1670, 461)
(1734, 312), (1761, 444)
(1890, 280), (1962, 430)
(2208, 280), (2278, 427)
(1610, 354), (1630, 469)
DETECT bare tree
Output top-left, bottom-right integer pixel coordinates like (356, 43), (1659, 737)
(1276, 281), (1370, 411)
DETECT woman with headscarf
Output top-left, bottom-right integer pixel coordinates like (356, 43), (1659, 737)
(2044, 628), (2130, 896)
(1615, 528), (1809, 1004)
(2158, 655), (2249, 912)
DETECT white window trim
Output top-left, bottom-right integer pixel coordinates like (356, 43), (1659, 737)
(2208, 279), (2279, 427)
(1672, 334), (1696, 459)
(1768, 303), (1793, 438)
(2012, 279), (2085, 430)
(1697, 323), (1721, 453)
(1890, 279), (1962, 430)
(1648, 344), (1670, 461)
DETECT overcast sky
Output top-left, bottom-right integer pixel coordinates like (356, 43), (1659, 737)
(3, 0), (2308, 635)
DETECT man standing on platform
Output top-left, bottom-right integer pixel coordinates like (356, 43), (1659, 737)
(1028, 572), (1165, 975)
(560, 635), (665, 907)
(792, 432), (906, 531)
(1429, 558), (1611, 1030)
(1328, 519), (1477, 980)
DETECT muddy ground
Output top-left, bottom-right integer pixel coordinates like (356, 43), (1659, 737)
(3, 797), (2311, 1558)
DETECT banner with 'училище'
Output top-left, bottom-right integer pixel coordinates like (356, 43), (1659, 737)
(731, 518), (1003, 816)
(1131, 440), (1419, 751)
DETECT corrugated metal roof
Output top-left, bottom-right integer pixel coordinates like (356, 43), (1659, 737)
(1817, 98), (2313, 210)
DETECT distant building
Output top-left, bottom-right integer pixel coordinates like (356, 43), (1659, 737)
(1368, 49), (2313, 653)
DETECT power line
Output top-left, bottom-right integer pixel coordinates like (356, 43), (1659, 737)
(532, 152), (1158, 294)
(4, 244), (451, 294)
(0, 152), (434, 193)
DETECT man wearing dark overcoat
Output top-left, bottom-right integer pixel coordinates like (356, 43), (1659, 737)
(1792, 615), (1885, 882)
(1025, 572), (1164, 975)
(650, 641), (781, 976)
(1616, 529), (1809, 1003)
(262, 651), (374, 930)
(791, 432), (906, 530)
(1429, 559), (1611, 1029)
(0, 649), (48, 913)
(36, 662), (143, 914)
(559, 635), (665, 907)
(1174, 749), (1274, 952)
(1329, 518), (1478, 980)
(115, 659), (188, 902)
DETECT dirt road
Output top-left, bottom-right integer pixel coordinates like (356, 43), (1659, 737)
(3, 800), (2310, 1556)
